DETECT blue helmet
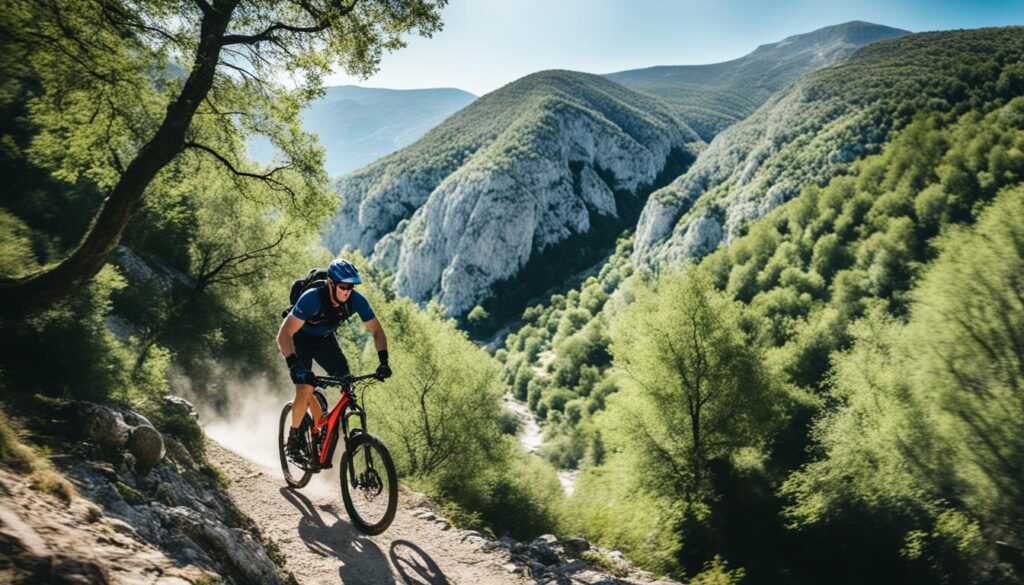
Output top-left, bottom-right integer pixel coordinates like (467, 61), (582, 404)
(327, 258), (362, 284)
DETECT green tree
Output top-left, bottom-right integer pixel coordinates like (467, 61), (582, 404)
(784, 187), (1024, 581)
(0, 0), (445, 316)
(364, 295), (505, 483)
(605, 268), (789, 509)
(908, 186), (1024, 543)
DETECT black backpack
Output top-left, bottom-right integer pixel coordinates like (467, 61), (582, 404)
(281, 268), (351, 325)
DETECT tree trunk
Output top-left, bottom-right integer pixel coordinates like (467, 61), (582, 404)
(0, 7), (233, 319)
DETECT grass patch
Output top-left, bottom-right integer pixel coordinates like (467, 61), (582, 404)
(0, 407), (76, 504)
(113, 480), (145, 506)
(438, 501), (496, 538)
(581, 550), (630, 578)
(143, 401), (206, 461)
(202, 463), (231, 489)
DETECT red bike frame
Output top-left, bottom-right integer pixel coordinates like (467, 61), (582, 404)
(309, 373), (377, 469)
(312, 389), (352, 466)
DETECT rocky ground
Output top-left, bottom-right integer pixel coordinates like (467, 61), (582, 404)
(1, 399), (292, 584)
(1, 397), (680, 584)
(0, 465), (215, 584)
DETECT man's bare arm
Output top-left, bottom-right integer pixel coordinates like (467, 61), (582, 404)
(363, 317), (388, 352)
(277, 314), (306, 357)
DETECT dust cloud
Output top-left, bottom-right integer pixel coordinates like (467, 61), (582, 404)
(170, 366), (343, 498)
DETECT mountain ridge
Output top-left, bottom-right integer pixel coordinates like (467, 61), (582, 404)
(606, 21), (910, 140)
(634, 26), (1024, 268)
(325, 69), (702, 315)
(249, 85), (476, 177)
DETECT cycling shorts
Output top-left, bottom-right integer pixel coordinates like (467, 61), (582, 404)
(293, 330), (350, 378)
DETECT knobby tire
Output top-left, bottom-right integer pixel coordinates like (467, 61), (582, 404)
(278, 402), (313, 488)
(340, 433), (398, 535)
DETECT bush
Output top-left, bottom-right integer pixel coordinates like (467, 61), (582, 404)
(1, 265), (170, 404)
(690, 555), (746, 585)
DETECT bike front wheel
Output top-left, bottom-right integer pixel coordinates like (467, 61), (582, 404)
(340, 433), (398, 535)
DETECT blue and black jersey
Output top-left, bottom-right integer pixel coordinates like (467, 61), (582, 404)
(290, 287), (375, 336)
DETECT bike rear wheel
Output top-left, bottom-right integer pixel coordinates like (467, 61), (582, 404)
(278, 402), (313, 488)
(340, 433), (398, 535)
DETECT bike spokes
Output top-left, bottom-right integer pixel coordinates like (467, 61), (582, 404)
(340, 434), (397, 534)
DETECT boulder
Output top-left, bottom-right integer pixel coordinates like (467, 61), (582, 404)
(81, 403), (166, 472)
(83, 406), (131, 449)
(560, 537), (591, 557)
(126, 425), (165, 472)
(529, 535), (561, 565)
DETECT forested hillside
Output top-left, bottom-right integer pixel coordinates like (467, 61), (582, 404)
(0, 0), (564, 566)
(4, 4), (1023, 583)
(325, 70), (702, 320)
(248, 85), (476, 177)
(607, 21), (908, 140)
(635, 26), (1024, 268)
(499, 27), (1024, 584)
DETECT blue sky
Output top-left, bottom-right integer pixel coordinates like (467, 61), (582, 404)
(324, 0), (1024, 96)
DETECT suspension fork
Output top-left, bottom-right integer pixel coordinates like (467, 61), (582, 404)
(341, 403), (369, 484)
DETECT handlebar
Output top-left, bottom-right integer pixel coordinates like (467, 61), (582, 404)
(314, 372), (383, 388)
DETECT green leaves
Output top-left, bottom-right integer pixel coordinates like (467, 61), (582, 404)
(783, 187), (1024, 579)
(605, 268), (790, 506)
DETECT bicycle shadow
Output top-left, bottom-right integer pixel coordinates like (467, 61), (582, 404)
(389, 540), (450, 585)
(279, 487), (397, 585)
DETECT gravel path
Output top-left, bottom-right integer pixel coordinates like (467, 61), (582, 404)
(208, 441), (531, 585)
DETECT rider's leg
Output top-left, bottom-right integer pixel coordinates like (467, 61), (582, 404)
(313, 332), (350, 380)
(291, 383), (314, 428)
(309, 335), (349, 468)
(311, 333), (349, 424)
(289, 332), (317, 430)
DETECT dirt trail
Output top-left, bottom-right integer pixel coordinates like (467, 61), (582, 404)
(208, 441), (530, 585)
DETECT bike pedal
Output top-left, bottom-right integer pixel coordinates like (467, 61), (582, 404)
(321, 462), (333, 470)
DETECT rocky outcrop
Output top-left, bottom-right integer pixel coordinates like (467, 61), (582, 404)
(326, 70), (702, 315)
(18, 399), (295, 584)
(482, 531), (680, 585)
(0, 468), (212, 584)
(633, 84), (834, 266)
(395, 113), (690, 315)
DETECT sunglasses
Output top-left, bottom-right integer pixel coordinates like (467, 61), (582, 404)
(335, 282), (355, 291)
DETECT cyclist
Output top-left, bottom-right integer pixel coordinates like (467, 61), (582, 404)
(277, 258), (391, 463)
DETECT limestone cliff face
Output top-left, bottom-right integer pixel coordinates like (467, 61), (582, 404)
(324, 70), (701, 314)
(630, 55), (888, 266)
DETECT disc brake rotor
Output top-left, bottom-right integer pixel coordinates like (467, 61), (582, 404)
(357, 468), (383, 498)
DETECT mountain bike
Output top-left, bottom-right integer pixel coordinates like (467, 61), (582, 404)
(277, 372), (398, 535)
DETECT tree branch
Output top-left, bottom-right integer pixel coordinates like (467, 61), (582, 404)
(221, 21), (329, 46)
(184, 141), (296, 200)
(193, 230), (290, 292)
(194, 0), (213, 16)
(220, 0), (359, 46)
